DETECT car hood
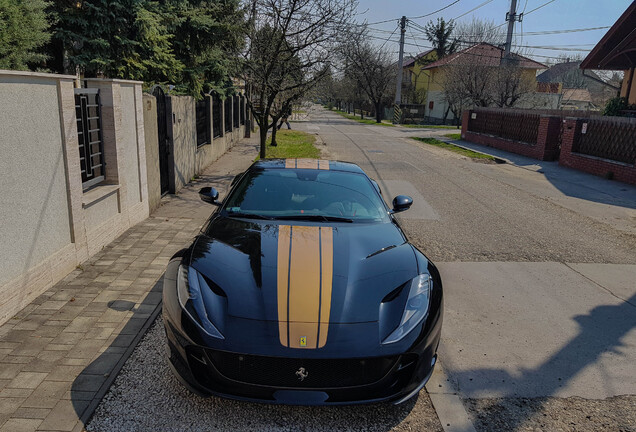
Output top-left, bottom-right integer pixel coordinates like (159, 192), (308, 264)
(189, 217), (418, 326)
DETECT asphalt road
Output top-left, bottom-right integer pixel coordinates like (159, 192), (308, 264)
(305, 109), (636, 264)
(299, 107), (636, 431)
(88, 107), (636, 432)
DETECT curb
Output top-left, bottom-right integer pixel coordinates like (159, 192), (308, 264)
(75, 293), (163, 432)
(426, 362), (477, 432)
(440, 139), (508, 164)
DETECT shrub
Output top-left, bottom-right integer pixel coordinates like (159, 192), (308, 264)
(603, 97), (636, 117)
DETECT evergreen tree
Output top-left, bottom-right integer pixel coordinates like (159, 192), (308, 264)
(51, 0), (140, 77)
(165, 0), (245, 97)
(0, 0), (52, 70)
(133, 1), (183, 84)
(50, 0), (243, 96)
(424, 18), (457, 59)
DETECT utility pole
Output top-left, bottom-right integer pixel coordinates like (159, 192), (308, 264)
(504, 0), (522, 59)
(394, 16), (407, 105)
(393, 16), (407, 123)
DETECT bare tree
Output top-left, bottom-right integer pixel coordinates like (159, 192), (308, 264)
(442, 59), (535, 121)
(491, 62), (536, 107)
(339, 30), (395, 123)
(454, 18), (506, 48)
(443, 63), (493, 108)
(243, 0), (356, 158)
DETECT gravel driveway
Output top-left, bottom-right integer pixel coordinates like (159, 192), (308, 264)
(86, 317), (444, 432)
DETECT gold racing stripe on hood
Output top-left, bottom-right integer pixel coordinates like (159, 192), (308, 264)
(284, 159), (330, 170)
(277, 225), (333, 349)
(296, 159), (318, 169)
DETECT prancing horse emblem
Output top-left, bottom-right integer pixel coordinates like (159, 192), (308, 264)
(295, 367), (308, 381)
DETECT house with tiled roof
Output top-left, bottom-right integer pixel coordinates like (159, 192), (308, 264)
(401, 49), (437, 104)
(561, 88), (596, 110)
(406, 43), (546, 121)
(537, 61), (618, 109)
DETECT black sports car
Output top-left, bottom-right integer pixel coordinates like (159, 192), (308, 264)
(162, 159), (443, 405)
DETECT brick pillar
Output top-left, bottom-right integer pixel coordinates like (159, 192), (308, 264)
(558, 117), (581, 167)
(461, 110), (471, 139)
(536, 115), (561, 161)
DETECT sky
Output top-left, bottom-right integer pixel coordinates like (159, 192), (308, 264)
(355, 0), (632, 65)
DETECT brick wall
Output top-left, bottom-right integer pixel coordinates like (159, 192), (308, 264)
(559, 118), (636, 185)
(461, 110), (561, 161)
(461, 109), (636, 185)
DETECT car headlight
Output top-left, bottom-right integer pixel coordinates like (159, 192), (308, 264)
(382, 273), (431, 344)
(177, 264), (224, 339)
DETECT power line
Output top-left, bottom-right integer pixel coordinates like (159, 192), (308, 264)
(365, 18), (401, 26)
(408, 0), (462, 20)
(453, 0), (495, 20)
(379, 25), (399, 50)
(513, 45), (591, 52)
(521, 0), (530, 13)
(408, 24), (427, 53)
(525, 0), (557, 15)
(408, 20), (429, 34)
(519, 26), (611, 35)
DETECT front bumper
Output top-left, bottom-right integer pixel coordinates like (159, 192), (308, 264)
(165, 321), (437, 405)
(163, 301), (441, 405)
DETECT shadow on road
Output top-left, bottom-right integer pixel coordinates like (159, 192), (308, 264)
(451, 140), (636, 210)
(452, 292), (636, 430)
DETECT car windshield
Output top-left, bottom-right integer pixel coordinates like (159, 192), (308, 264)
(223, 168), (389, 223)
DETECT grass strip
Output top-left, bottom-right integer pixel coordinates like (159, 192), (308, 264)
(412, 137), (495, 161)
(444, 133), (462, 140)
(257, 129), (321, 160)
(332, 109), (395, 127)
(401, 124), (459, 129)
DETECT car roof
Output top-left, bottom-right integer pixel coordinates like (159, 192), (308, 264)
(252, 159), (366, 174)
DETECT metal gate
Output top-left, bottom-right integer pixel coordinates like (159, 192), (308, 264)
(152, 86), (170, 195)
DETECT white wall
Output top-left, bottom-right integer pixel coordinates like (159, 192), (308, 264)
(0, 72), (150, 325)
(0, 75), (73, 287)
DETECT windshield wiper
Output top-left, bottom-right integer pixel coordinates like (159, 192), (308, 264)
(274, 215), (354, 223)
(225, 212), (275, 220)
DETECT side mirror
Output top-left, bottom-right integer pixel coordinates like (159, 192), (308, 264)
(391, 195), (413, 213)
(199, 187), (219, 205)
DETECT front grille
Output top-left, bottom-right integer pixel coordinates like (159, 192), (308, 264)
(206, 351), (398, 388)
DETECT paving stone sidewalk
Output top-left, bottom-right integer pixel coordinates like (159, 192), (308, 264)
(0, 137), (259, 432)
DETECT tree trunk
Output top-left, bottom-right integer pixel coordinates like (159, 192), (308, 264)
(375, 102), (382, 123)
(442, 106), (451, 123)
(259, 119), (268, 159)
(270, 122), (278, 147)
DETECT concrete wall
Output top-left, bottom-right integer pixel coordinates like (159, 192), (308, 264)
(169, 96), (196, 193)
(0, 72), (75, 304)
(143, 94), (162, 212)
(163, 95), (246, 194)
(0, 71), (150, 325)
(81, 79), (149, 257)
